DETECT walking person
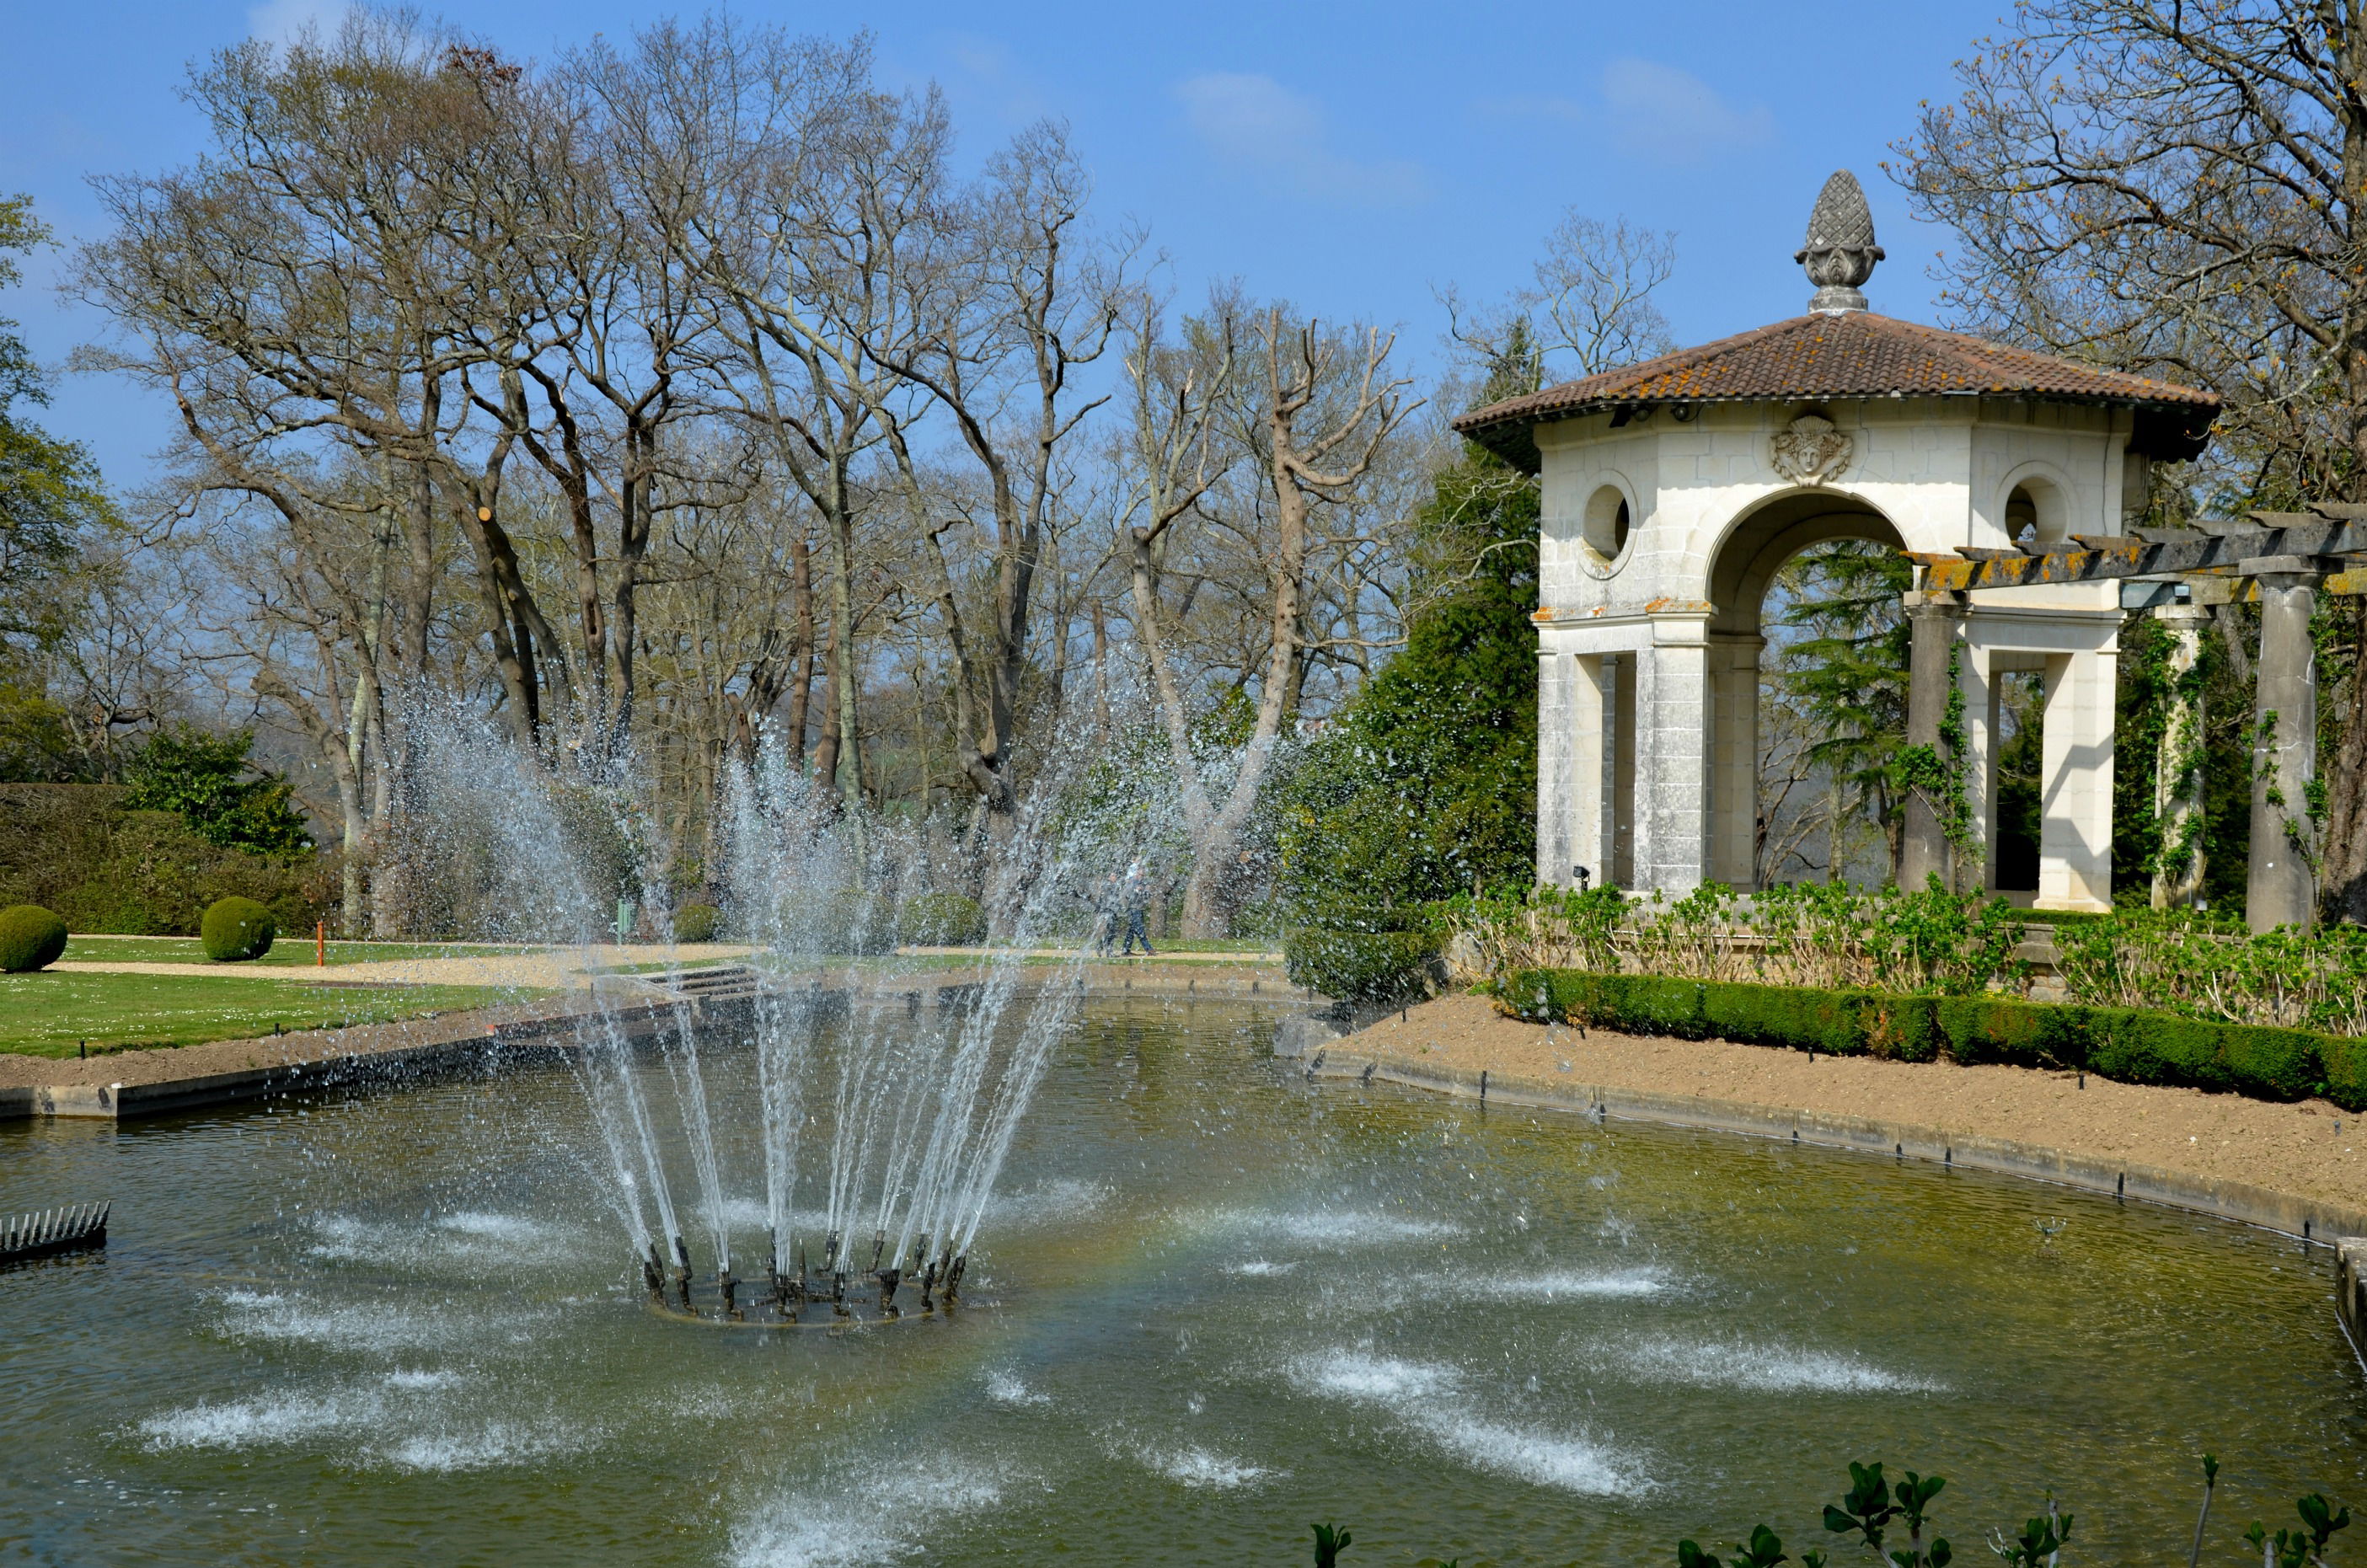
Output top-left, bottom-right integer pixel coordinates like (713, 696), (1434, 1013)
(1119, 859), (1155, 957)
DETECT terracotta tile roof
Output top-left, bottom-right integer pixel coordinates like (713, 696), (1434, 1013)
(1453, 313), (2221, 472)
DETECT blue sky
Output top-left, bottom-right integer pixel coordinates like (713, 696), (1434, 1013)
(3, 0), (2006, 489)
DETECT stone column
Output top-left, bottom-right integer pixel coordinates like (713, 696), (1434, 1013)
(2246, 558), (2332, 933)
(1635, 629), (1711, 896)
(2150, 604), (2209, 911)
(2037, 647), (2117, 912)
(1706, 634), (1764, 889)
(1535, 648), (1576, 886)
(1609, 653), (1637, 886)
(1898, 589), (1968, 891)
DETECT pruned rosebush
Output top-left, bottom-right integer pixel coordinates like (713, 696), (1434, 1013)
(200, 896), (276, 962)
(0, 904), (68, 972)
(901, 892), (986, 946)
(673, 902), (723, 944)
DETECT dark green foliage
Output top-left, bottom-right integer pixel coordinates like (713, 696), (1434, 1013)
(0, 784), (321, 935)
(2112, 611), (2252, 910)
(672, 902), (723, 944)
(1775, 542), (1914, 870)
(1274, 449), (1538, 932)
(900, 892), (986, 946)
(124, 728), (313, 858)
(1512, 967), (2367, 1109)
(200, 896), (276, 961)
(1283, 928), (1441, 1003)
(1310, 1522), (1352, 1568)
(0, 902), (66, 971)
(801, 890), (894, 955)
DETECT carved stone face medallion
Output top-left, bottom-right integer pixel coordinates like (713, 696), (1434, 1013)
(1770, 414), (1851, 485)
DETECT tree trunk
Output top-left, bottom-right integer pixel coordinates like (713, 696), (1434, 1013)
(784, 532), (815, 767)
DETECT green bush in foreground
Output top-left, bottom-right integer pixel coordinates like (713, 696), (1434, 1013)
(200, 896), (276, 962)
(1285, 928), (1441, 1003)
(1505, 967), (2367, 1110)
(1345, 1454), (2346, 1568)
(901, 892), (986, 946)
(672, 902), (723, 944)
(0, 904), (67, 972)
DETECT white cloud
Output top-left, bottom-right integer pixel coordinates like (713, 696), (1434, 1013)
(248, 0), (348, 46)
(1174, 72), (1429, 206)
(1598, 59), (1775, 163)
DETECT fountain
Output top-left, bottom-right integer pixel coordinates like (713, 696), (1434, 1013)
(397, 709), (1117, 1332)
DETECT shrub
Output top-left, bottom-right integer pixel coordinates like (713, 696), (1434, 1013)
(901, 892), (986, 946)
(806, 889), (894, 955)
(201, 896), (276, 962)
(0, 904), (67, 972)
(673, 902), (723, 944)
(1507, 967), (2367, 1110)
(1285, 928), (1441, 1003)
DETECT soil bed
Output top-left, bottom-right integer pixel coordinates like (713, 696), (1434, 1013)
(1341, 993), (2367, 1214)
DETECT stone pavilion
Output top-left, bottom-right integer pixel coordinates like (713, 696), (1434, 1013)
(1454, 172), (2221, 912)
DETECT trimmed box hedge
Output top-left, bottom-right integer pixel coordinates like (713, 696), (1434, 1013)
(1504, 969), (2367, 1111)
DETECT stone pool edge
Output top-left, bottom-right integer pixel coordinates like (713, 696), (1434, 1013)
(0, 963), (1309, 1123)
(1296, 1045), (2367, 1350)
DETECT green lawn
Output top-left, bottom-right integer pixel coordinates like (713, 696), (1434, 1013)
(60, 935), (544, 967)
(0, 971), (522, 1057)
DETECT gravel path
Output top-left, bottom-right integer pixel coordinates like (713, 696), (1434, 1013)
(1342, 994), (2367, 1212)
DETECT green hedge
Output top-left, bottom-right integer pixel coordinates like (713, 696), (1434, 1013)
(1504, 969), (2367, 1110)
(901, 892), (987, 946)
(1285, 928), (1441, 1003)
(673, 902), (723, 944)
(0, 784), (322, 936)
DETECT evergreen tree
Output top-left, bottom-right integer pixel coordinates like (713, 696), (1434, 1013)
(1773, 541), (1913, 878)
(1275, 334), (1543, 927)
(124, 728), (314, 858)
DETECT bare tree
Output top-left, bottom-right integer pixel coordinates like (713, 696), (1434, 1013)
(1123, 297), (1417, 935)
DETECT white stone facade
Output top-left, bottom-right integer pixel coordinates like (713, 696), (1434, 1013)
(1533, 396), (2133, 911)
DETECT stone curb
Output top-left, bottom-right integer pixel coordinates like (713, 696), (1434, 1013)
(0, 969), (1304, 1123)
(1302, 1047), (2367, 1246)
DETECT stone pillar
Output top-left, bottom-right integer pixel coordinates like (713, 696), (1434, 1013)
(2246, 558), (2332, 933)
(1898, 590), (1967, 891)
(1706, 634), (1763, 889)
(1635, 629), (1711, 896)
(2150, 604), (2209, 911)
(2036, 647), (2117, 912)
(1954, 644), (2000, 892)
(1609, 653), (1637, 886)
(1536, 649), (1577, 886)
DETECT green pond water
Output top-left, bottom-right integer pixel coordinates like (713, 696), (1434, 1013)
(0, 998), (2359, 1566)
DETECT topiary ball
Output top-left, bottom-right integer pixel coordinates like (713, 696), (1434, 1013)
(674, 902), (724, 944)
(0, 905), (69, 973)
(201, 896), (276, 962)
(901, 892), (987, 946)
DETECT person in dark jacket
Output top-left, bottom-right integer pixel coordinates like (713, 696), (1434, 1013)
(1119, 859), (1155, 956)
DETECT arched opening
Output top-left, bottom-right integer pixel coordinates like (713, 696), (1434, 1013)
(1582, 484), (1632, 563)
(2005, 474), (2068, 545)
(1703, 490), (1910, 891)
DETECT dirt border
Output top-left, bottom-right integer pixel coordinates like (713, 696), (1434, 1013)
(1297, 1042), (2367, 1244)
